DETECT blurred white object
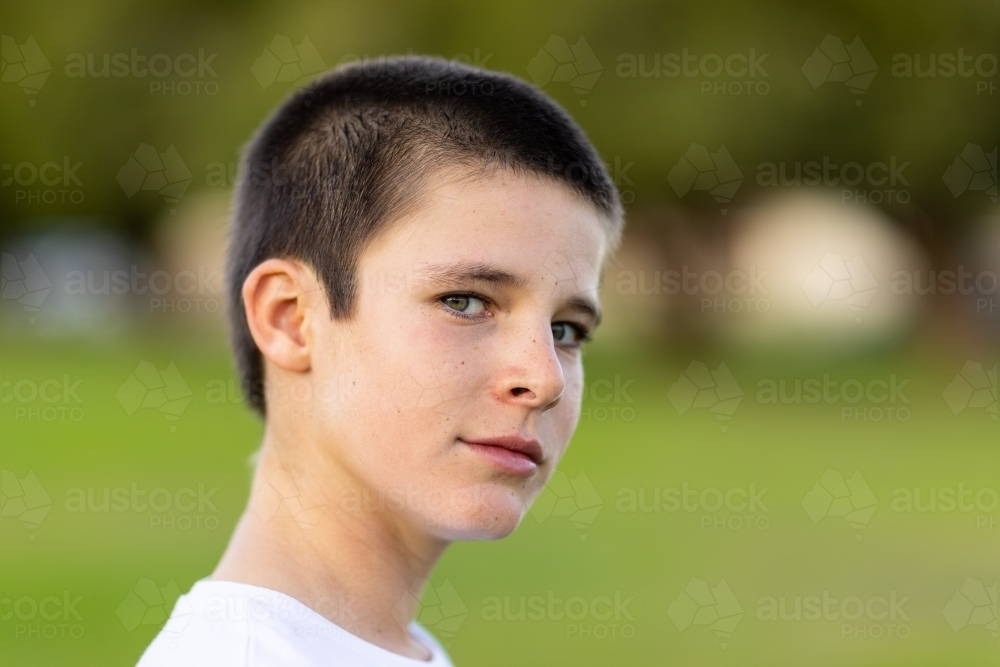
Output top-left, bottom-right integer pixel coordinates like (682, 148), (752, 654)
(727, 193), (925, 345)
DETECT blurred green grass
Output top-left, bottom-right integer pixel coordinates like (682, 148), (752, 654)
(1, 329), (997, 666)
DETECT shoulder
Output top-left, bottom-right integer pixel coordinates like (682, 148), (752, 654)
(136, 579), (331, 667)
(136, 580), (456, 667)
(136, 581), (250, 667)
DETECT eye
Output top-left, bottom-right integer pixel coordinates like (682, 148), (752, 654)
(440, 293), (488, 317)
(552, 321), (590, 347)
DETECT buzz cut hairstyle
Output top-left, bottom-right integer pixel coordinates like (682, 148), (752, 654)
(226, 55), (624, 415)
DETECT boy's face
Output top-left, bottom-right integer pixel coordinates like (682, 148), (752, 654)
(302, 169), (608, 540)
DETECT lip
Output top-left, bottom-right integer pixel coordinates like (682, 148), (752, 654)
(460, 436), (544, 478)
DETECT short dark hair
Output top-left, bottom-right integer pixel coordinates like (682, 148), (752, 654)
(226, 55), (623, 416)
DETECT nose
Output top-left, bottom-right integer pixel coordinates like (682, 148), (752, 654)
(493, 321), (566, 411)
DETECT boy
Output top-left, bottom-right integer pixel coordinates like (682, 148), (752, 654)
(138, 56), (623, 665)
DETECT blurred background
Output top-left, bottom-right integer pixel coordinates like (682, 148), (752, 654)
(1, 0), (998, 665)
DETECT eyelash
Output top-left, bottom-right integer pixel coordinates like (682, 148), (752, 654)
(437, 292), (593, 347)
(438, 292), (492, 322)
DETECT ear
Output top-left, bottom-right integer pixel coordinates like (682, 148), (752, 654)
(242, 258), (322, 373)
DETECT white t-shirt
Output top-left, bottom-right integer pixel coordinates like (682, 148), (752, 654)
(136, 580), (454, 667)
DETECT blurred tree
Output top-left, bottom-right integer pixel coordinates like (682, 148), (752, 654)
(0, 0), (997, 245)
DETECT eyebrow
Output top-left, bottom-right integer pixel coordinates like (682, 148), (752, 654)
(415, 261), (602, 327)
(416, 261), (528, 290)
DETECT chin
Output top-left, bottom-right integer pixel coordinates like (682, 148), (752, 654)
(421, 484), (530, 541)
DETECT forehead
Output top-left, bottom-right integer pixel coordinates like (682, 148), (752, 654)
(361, 169), (609, 290)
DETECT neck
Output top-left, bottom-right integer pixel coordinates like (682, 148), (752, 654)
(213, 425), (449, 659)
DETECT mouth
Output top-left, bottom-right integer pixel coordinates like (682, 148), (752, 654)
(459, 435), (544, 478)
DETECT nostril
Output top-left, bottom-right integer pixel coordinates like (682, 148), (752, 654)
(511, 387), (532, 397)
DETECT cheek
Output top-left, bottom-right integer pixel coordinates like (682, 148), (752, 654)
(332, 309), (488, 454)
(379, 313), (489, 414)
